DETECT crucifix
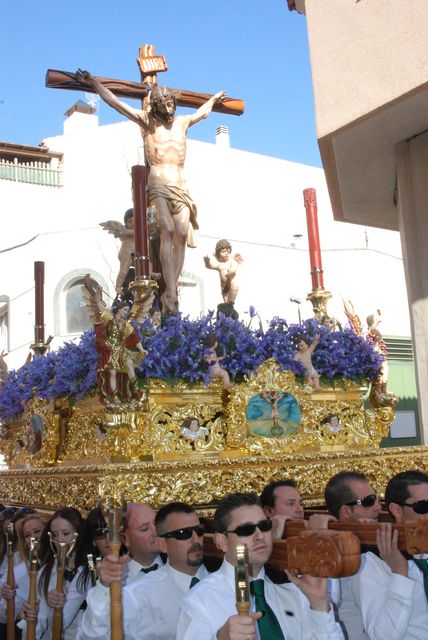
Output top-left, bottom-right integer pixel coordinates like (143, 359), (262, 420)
(46, 45), (244, 314)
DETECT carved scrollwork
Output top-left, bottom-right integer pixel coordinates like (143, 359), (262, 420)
(286, 531), (361, 578)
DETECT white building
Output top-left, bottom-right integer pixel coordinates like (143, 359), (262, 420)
(0, 101), (415, 443)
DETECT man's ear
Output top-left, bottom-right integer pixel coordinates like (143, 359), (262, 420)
(388, 502), (404, 523)
(121, 529), (129, 548)
(263, 505), (274, 518)
(338, 505), (352, 522)
(214, 532), (228, 554)
(156, 535), (167, 555)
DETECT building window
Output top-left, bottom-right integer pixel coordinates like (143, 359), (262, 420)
(65, 278), (98, 334)
(53, 270), (113, 337)
(0, 298), (9, 353)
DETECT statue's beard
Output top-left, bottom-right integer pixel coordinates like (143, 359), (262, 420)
(154, 107), (175, 124)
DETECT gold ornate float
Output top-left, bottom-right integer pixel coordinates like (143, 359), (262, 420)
(0, 356), (410, 511)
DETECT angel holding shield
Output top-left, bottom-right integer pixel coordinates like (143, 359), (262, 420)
(82, 275), (154, 403)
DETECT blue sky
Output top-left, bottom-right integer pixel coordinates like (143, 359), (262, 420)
(1, 1), (321, 166)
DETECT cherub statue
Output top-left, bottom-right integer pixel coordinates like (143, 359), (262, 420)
(180, 417), (209, 442)
(100, 209), (134, 296)
(203, 239), (243, 305)
(204, 333), (231, 388)
(82, 275), (154, 405)
(293, 333), (321, 389)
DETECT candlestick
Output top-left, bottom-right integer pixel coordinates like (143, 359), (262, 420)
(131, 165), (150, 279)
(34, 261), (45, 343)
(303, 188), (324, 290)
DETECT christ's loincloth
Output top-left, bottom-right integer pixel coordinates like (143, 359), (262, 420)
(148, 184), (199, 248)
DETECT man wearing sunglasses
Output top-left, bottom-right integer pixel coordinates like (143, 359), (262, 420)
(325, 471), (382, 523)
(177, 492), (344, 640)
(80, 502), (207, 640)
(326, 470), (428, 639)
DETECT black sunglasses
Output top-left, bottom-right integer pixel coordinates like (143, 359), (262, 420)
(159, 524), (205, 540)
(396, 499), (428, 515)
(226, 519), (273, 537)
(344, 494), (378, 508)
(94, 527), (109, 539)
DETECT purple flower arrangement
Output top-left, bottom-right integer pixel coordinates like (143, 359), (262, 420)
(0, 314), (382, 420)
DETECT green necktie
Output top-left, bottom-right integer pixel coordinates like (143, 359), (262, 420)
(189, 576), (200, 589)
(140, 563), (158, 574)
(413, 558), (428, 600)
(250, 579), (285, 640)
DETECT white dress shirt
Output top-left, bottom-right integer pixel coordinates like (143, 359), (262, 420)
(338, 552), (428, 640)
(123, 554), (163, 585)
(177, 558), (344, 640)
(80, 560), (208, 640)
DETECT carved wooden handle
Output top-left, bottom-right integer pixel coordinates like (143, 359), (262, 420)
(203, 531), (361, 578)
(51, 566), (64, 640)
(109, 540), (123, 640)
(26, 569), (38, 640)
(6, 552), (15, 640)
(284, 519), (428, 555)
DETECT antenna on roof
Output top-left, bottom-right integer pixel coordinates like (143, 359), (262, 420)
(85, 92), (100, 112)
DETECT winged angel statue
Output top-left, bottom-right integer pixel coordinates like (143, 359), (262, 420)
(82, 275), (155, 406)
(343, 300), (398, 408)
(100, 210), (135, 296)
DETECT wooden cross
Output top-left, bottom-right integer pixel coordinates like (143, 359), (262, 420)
(46, 43), (244, 116)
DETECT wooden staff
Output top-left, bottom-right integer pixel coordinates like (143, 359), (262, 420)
(204, 531), (361, 578)
(26, 538), (39, 640)
(6, 524), (15, 640)
(48, 533), (78, 640)
(107, 508), (124, 640)
(235, 544), (250, 616)
(283, 518), (428, 555)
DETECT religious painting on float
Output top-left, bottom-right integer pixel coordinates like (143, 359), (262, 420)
(245, 390), (301, 438)
(26, 414), (44, 454)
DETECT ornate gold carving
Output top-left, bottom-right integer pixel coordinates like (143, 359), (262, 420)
(0, 447), (427, 510)
(0, 358), (402, 510)
(226, 359), (390, 453)
(2, 398), (57, 468)
(0, 361), (394, 467)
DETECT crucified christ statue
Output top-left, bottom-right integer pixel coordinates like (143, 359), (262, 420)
(76, 70), (225, 314)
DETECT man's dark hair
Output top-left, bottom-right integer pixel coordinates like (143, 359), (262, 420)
(214, 492), (260, 533)
(260, 480), (297, 509)
(155, 502), (196, 535)
(385, 470), (428, 508)
(324, 471), (367, 519)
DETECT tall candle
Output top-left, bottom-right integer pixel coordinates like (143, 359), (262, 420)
(303, 188), (324, 290)
(131, 165), (150, 278)
(34, 261), (45, 343)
